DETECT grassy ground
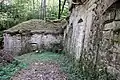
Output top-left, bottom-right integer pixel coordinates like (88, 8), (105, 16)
(16, 52), (84, 80)
(0, 52), (82, 80)
(0, 52), (116, 80)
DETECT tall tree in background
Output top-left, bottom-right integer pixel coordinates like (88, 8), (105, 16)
(61, 0), (66, 15)
(58, 0), (61, 19)
(41, 0), (46, 20)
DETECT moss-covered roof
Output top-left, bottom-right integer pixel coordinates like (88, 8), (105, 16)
(4, 19), (67, 34)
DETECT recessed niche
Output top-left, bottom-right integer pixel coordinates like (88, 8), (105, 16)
(78, 18), (83, 23)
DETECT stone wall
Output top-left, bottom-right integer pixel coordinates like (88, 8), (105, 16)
(4, 33), (62, 56)
(101, 1), (120, 76)
(64, 0), (120, 78)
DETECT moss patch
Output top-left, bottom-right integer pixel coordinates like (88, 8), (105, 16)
(5, 19), (66, 33)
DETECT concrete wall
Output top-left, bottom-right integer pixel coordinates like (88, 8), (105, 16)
(4, 33), (62, 56)
(65, 0), (120, 78)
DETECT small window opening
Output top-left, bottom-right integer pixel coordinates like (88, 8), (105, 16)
(78, 18), (83, 23)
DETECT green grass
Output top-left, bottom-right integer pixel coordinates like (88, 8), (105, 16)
(0, 52), (117, 80)
(16, 52), (88, 80)
(16, 52), (61, 64)
(0, 52), (70, 80)
(0, 61), (27, 80)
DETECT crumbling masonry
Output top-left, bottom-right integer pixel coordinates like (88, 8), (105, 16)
(64, 0), (120, 78)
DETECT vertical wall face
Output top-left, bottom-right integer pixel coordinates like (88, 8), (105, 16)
(64, 0), (99, 59)
(3, 33), (22, 56)
(101, 1), (120, 76)
(3, 33), (63, 56)
(3, 33), (31, 56)
(30, 34), (63, 49)
(64, 4), (94, 59)
(65, 0), (120, 77)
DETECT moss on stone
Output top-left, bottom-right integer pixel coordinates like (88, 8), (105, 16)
(4, 19), (67, 33)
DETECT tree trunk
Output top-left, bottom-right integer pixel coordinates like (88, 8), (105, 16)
(61, 0), (66, 15)
(58, 0), (61, 19)
(41, 0), (46, 20)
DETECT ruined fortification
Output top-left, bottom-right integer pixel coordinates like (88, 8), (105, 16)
(64, 0), (120, 79)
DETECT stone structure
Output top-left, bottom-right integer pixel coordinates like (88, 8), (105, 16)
(3, 19), (66, 56)
(64, 0), (120, 78)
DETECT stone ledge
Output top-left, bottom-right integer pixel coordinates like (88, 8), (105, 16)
(4, 29), (64, 35)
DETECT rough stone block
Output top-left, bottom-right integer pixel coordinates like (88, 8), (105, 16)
(104, 22), (114, 30)
(103, 10), (115, 21)
(103, 31), (112, 39)
(115, 9), (120, 20)
(104, 21), (120, 32)
(113, 21), (120, 32)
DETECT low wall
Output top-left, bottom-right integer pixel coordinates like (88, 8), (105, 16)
(3, 33), (62, 56)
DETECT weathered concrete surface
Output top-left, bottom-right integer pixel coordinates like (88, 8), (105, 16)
(65, 0), (120, 79)
(4, 33), (62, 56)
(3, 19), (65, 56)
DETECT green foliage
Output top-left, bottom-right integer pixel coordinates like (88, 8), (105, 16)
(0, 52), (117, 80)
(0, 0), (69, 45)
(46, 0), (69, 20)
(0, 60), (27, 80)
(0, 52), (61, 80)
(57, 54), (117, 80)
(0, 0), (69, 30)
(16, 52), (62, 64)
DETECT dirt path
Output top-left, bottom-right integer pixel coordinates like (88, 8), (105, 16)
(11, 61), (67, 80)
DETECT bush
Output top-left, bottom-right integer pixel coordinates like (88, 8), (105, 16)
(0, 60), (27, 80)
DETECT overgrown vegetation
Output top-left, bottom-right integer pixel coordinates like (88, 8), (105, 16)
(0, 0), (69, 29)
(0, 60), (27, 80)
(0, 0), (69, 47)
(0, 51), (117, 80)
